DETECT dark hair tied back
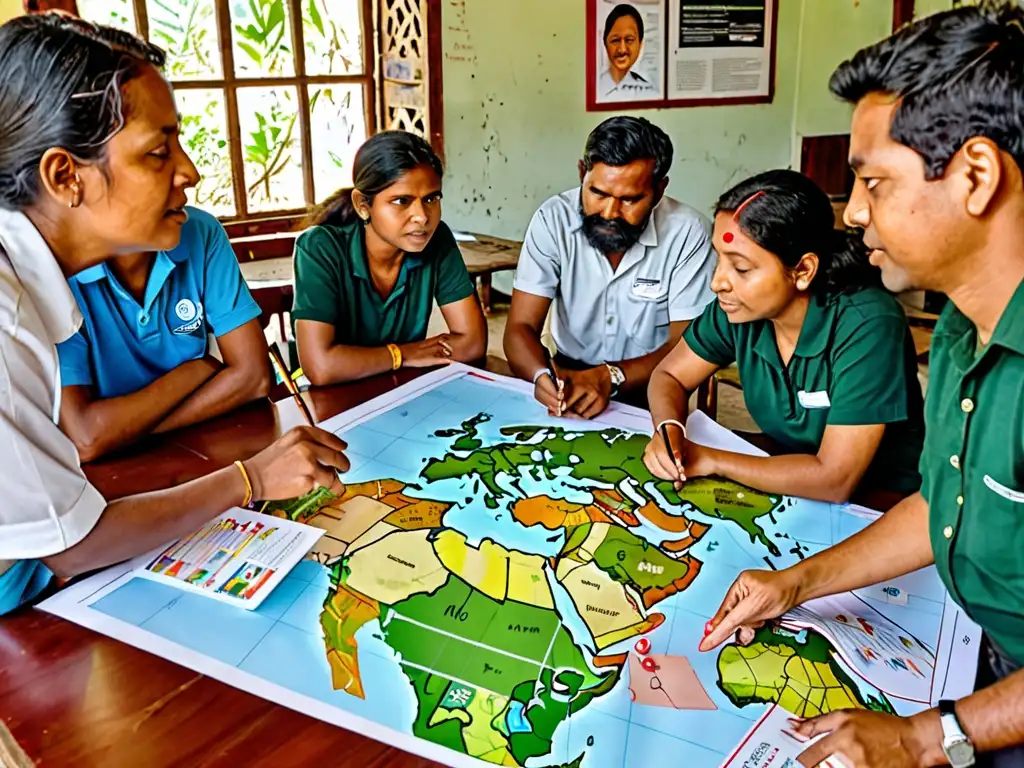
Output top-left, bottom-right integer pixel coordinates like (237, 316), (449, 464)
(303, 131), (444, 228)
(0, 13), (165, 211)
(716, 170), (880, 295)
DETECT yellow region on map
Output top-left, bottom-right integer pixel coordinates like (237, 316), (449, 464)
(433, 530), (511, 602)
(345, 529), (450, 605)
(718, 639), (870, 717)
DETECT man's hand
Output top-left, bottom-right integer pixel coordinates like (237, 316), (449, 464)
(700, 568), (803, 651)
(534, 372), (564, 416)
(401, 335), (453, 368)
(794, 710), (931, 768)
(561, 366), (612, 419)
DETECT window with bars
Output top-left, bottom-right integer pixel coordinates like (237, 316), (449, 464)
(77, 0), (376, 221)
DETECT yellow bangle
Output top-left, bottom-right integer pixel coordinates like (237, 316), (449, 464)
(234, 460), (253, 507)
(387, 343), (402, 371)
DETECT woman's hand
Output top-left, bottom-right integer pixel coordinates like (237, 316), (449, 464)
(400, 335), (453, 368)
(243, 426), (350, 500)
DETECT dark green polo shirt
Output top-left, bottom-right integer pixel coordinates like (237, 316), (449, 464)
(923, 280), (1024, 664)
(291, 220), (475, 345)
(684, 287), (924, 495)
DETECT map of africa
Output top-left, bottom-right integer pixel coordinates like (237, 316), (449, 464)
(40, 366), (976, 768)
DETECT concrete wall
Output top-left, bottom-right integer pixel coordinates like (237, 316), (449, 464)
(439, 0), (801, 242)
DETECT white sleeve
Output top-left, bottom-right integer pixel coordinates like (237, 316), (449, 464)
(668, 217), (717, 322)
(0, 296), (105, 561)
(513, 206), (562, 299)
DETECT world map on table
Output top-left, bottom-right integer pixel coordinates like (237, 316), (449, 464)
(41, 367), (973, 768)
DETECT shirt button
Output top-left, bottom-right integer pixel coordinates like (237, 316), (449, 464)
(961, 398), (975, 413)
(950, 455), (960, 470)
(943, 525), (954, 539)
(957, 495), (964, 506)
(138, 312), (149, 326)
(607, 317), (614, 325)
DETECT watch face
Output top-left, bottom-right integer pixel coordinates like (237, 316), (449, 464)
(946, 739), (975, 766)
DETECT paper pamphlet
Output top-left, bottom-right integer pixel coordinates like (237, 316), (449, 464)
(720, 705), (846, 768)
(136, 509), (324, 610)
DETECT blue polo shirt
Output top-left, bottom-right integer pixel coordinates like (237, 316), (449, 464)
(57, 207), (261, 398)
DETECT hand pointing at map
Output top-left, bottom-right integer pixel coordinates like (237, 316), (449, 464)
(698, 568), (803, 652)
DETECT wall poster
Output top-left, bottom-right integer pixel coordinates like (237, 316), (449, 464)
(586, 0), (778, 111)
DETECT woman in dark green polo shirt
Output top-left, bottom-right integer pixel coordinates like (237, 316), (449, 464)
(644, 170), (924, 506)
(293, 131), (487, 384)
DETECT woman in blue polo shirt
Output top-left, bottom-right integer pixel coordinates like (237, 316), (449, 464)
(644, 170), (924, 507)
(57, 204), (269, 462)
(292, 131), (487, 385)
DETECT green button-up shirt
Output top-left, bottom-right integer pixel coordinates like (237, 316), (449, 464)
(684, 287), (924, 495)
(291, 220), (475, 345)
(923, 280), (1024, 664)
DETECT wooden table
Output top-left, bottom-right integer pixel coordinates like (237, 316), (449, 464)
(0, 369), (447, 768)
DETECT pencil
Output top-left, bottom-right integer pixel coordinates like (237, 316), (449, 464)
(268, 345), (315, 427)
(659, 422), (685, 485)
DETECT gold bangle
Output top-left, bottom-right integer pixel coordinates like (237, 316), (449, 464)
(387, 343), (402, 370)
(234, 460), (254, 507)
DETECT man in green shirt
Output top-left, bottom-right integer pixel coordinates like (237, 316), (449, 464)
(700, 4), (1024, 767)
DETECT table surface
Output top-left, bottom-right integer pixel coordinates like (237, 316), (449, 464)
(0, 368), (445, 768)
(238, 234), (522, 286)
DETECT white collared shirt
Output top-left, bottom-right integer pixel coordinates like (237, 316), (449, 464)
(514, 188), (716, 365)
(0, 209), (105, 576)
(598, 67), (658, 101)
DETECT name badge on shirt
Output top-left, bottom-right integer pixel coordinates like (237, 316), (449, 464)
(631, 278), (665, 300)
(797, 390), (831, 410)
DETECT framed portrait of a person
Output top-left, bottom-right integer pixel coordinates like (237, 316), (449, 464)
(586, 0), (777, 111)
(587, 0), (666, 109)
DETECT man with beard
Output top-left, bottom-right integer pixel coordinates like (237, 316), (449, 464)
(504, 116), (715, 418)
(700, 4), (1024, 767)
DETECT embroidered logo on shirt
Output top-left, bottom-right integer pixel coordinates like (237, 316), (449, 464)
(631, 278), (665, 300)
(172, 300), (205, 335)
(175, 299), (198, 322)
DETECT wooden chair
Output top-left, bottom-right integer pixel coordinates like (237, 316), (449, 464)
(695, 367), (742, 421)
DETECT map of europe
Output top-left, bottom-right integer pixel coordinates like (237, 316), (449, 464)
(43, 367), (965, 768)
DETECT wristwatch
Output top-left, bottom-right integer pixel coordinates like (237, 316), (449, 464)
(606, 364), (625, 395)
(939, 699), (976, 768)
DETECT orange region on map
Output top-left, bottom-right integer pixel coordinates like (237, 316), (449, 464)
(320, 582), (381, 699)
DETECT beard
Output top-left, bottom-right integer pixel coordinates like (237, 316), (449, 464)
(580, 204), (650, 255)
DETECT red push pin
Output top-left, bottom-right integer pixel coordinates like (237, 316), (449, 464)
(704, 621), (715, 637)
(640, 657), (657, 673)
(723, 232), (735, 244)
(634, 637), (651, 655)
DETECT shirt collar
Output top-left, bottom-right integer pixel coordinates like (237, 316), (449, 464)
(940, 278), (1024, 371)
(571, 187), (660, 248)
(348, 222), (425, 280)
(752, 293), (834, 362)
(0, 209), (83, 344)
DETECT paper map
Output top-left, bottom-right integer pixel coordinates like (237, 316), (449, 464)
(40, 365), (980, 767)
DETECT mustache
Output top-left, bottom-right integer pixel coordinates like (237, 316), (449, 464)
(580, 211), (648, 254)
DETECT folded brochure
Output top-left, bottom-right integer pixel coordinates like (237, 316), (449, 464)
(135, 509), (324, 610)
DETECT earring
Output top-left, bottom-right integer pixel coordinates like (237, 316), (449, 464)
(68, 174), (82, 209)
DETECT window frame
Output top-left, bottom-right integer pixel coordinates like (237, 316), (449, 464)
(124, 0), (378, 223)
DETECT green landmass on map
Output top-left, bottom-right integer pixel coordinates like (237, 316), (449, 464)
(422, 423), (785, 555)
(717, 625), (895, 717)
